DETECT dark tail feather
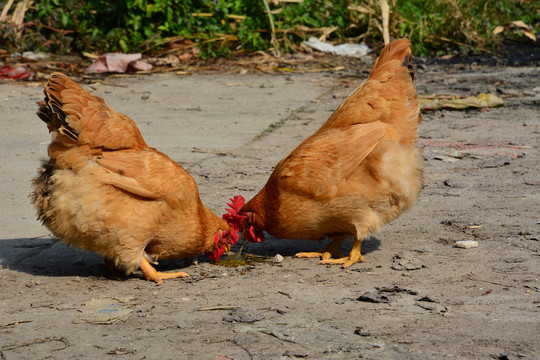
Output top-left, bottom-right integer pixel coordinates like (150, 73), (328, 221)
(36, 73), (79, 141)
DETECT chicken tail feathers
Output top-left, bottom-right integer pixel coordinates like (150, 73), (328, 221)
(369, 38), (414, 81)
(37, 72), (147, 150)
(37, 74), (80, 141)
(321, 38), (421, 145)
(367, 38), (421, 145)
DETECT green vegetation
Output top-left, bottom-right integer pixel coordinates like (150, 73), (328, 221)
(0, 0), (538, 57)
(255, 119), (284, 139)
(395, 0), (539, 55)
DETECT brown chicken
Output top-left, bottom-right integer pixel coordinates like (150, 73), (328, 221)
(31, 73), (238, 285)
(227, 39), (423, 268)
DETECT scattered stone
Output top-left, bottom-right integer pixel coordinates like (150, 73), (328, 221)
(215, 355), (235, 360)
(416, 296), (436, 302)
(478, 155), (512, 168)
(357, 292), (390, 303)
(353, 327), (371, 336)
(378, 286), (418, 296)
(496, 87), (520, 96)
(283, 350), (309, 358)
(454, 240), (478, 249)
(433, 154), (461, 163)
(443, 179), (467, 188)
(391, 253), (425, 271)
(414, 301), (448, 314)
(273, 254), (284, 263)
(222, 309), (260, 324)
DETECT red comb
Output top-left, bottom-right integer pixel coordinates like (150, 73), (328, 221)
(222, 195), (265, 243)
(222, 195), (247, 232)
(225, 195), (245, 216)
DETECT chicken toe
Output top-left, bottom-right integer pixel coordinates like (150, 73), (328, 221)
(319, 237), (365, 268)
(139, 258), (189, 286)
(295, 237), (344, 260)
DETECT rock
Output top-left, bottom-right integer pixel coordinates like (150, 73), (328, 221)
(222, 309), (261, 324)
(454, 240), (478, 249)
(357, 292), (390, 303)
(272, 254), (284, 263)
(391, 253), (424, 270)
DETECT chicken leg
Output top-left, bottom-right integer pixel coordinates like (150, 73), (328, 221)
(139, 258), (189, 286)
(296, 237), (345, 260)
(319, 226), (367, 268)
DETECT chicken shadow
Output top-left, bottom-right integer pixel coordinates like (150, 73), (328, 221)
(232, 234), (381, 259)
(1, 235), (381, 279)
(0, 237), (192, 280)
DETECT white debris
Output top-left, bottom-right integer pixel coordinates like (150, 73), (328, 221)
(454, 240), (478, 249)
(303, 37), (371, 58)
(272, 254), (284, 263)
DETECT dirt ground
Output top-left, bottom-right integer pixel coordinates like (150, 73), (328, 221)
(1, 55), (539, 360)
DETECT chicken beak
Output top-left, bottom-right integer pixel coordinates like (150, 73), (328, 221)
(224, 243), (231, 254)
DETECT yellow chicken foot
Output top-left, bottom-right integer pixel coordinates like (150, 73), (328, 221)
(319, 238), (365, 268)
(296, 238), (344, 260)
(139, 258), (189, 286)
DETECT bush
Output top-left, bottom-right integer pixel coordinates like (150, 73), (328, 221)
(0, 0), (538, 57)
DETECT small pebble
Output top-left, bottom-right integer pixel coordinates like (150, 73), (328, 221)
(454, 240), (478, 249)
(273, 254), (284, 263)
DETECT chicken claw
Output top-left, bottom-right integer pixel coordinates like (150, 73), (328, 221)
(295, 238), (344, 260)
(139, 258), (189, 286)
(319, 238), (365, 268)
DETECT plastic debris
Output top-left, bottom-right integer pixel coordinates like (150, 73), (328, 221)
(77, 297), (135, 324)
(303, 37), (371, 58)
(0, 66), (31, 80)
(21, 51), (50, 60)
(87, 53), (153, 73)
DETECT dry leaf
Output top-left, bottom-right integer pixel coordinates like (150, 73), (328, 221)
(420, 93), (504, 110)
(492, 26), (504, 35)
(492, 21), (536, 42)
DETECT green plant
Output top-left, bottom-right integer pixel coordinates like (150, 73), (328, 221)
(0, 0), (537, 57)
(394, 0), (540, 56)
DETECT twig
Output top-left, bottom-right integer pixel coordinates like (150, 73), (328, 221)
(262, 0), (281, 57)
(22, 21), (75, 35)
(0, 0), (15, 22)
(11, 0), (32, 39)
(278, 291), (292, 299)
(2, 337), (69, 351)
(0, 320), (32, 329)
(192, 147), (227, 156)
(197, 306), (238, 311)
(378, 0), (390, 45)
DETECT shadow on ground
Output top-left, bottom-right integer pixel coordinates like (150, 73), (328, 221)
(1, 235), (381, 278)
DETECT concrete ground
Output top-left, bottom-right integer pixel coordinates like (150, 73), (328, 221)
(1, 62), (539, 359)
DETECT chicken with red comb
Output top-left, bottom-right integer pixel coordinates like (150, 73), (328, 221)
(230, 38), (423, 268)
(32, 72), (239, 285)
